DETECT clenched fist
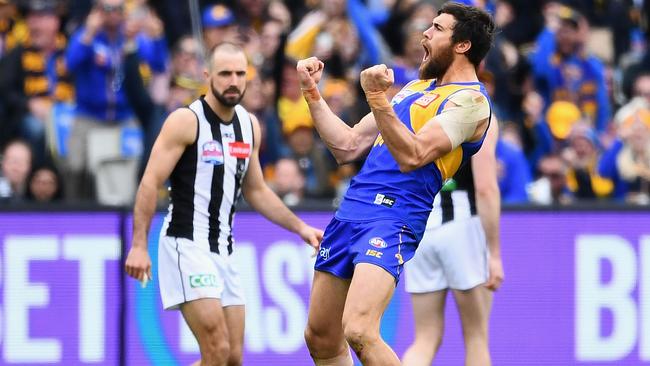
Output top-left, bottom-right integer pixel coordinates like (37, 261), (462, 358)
(360, 64), (394, 94)
(296, 57), (324, 90)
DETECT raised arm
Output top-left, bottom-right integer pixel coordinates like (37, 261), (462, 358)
(242, 114), (324, 252)
(471, 120), (503, 291)
(125, 108), (197, 282)
(297, 57), (379, 164)
(360, 64), (490, 172)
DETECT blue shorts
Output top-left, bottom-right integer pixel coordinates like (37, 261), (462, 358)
(315, 217), (418, 282)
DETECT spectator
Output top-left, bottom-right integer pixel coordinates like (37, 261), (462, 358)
(0, 0), (27, 57)
(615, 109), (650, 204)
(270, 157), (305, 206)
(563, 123), (613, 199)
(0, 139), (32, 202)
(277, 60), (334, 198)
(496, 125), (532, 204)
(202, 4), (239, 50)
(528, 154), (573, 205)
(282, 118), (334, 199)
(529, 5), (610, 131)
(166, 35), (204, 113)
(258, 17), (287, 77)
(65, 0), (168, 203)
(241, 68), (285, 171)
(25, 163), (63, 202)
(598, 72), (650, 200)
(389, 20), (426, 94)
(0, 0), (72, 165)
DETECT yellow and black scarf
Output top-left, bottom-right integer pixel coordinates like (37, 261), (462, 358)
(20, 34), (74, 102)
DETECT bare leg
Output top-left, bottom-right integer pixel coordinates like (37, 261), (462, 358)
(453, 286), (493, 366)
(223, 305), (245, 366)
(343, 263), (399, 366)
(181, 298), (230, 366)
(401, 290), (448, 365)
(305, 271), (354, 366)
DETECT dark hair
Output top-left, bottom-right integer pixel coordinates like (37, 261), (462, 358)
(25, 164), (64, 202)
(438, 2), (496, 67)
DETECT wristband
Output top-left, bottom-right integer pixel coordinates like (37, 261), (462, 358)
(365, 91), (391, 112)
(301, 86), (321, 103)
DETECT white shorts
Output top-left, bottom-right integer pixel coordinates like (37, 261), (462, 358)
(158, 236), (245, 310)
(405, 216), (489, 293)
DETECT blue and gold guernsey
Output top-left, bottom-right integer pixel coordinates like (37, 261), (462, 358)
(336, 80), (491, 240)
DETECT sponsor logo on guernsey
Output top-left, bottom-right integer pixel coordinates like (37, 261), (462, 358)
(391, 89), (417, 105)
(319, 246), (330, 260)
(201, 140), (224, 165)
(369, 237), (387, 249)
(229, 141), (251, 158)
(414, 93), (439, 107)
(373, 193), (396, 208)
(189, 274), (218, 288)
(365, 249), (383, 258)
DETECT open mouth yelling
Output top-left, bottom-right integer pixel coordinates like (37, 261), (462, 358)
(422, 43), (431, 62)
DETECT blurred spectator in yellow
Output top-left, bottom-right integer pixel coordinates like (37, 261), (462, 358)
(202, 4), (239, 50)
(322, 78), (355, 122)
(270, 157), (305, 206)
(25, 163), (63, 202)
(0, 0), (27, 56)
(0, 0), (71, 165)
(65, 0), (168, 203)
(529, 4), (610, 132)
(282, 115), (334, 199)
(0, 139), (32, 202)
(563, 122), (613, 199)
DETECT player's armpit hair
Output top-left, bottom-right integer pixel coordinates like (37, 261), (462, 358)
(436, 89), (490, 149)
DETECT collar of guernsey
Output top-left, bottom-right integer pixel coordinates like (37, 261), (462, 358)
(335, 79), (491, 240)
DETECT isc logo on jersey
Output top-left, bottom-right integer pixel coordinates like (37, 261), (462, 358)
(369, 237), (387, 248)
(202, 140), (224, 165)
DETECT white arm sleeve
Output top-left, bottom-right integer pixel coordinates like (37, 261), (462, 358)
(435, 89), (491, 149)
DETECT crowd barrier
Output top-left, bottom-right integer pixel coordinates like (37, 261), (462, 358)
(0, 205), (648, 365)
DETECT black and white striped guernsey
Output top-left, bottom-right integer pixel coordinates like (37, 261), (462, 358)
(164, 96), (254, 255)
(428, 161), (477, 227)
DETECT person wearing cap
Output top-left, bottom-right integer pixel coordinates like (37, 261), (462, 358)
(202, 4), (239, 50)
(529, 4), (610, 132)
(0, 0), (72, 165)
(65, 0), (168, 202)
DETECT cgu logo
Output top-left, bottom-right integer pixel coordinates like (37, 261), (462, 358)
(319, 247), (330, 260)
(189, 274), (218, 288)
(369, 237), (387, 249)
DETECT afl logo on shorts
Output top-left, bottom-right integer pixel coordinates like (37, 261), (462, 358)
(201, 140), (224, 165)
(369, 237), (387, 249)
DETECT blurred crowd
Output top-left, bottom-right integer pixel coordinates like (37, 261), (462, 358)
(0, 0), (650, 207)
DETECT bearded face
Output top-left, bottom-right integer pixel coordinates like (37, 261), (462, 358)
(419, 42), (455, 80)
(419, 13), (459, 80)
(211, 80), (245, 107)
